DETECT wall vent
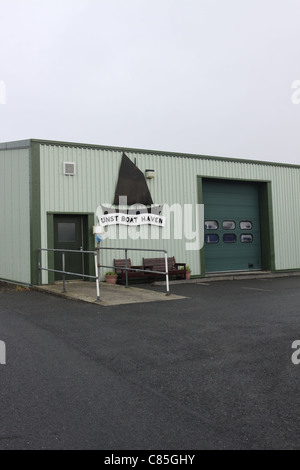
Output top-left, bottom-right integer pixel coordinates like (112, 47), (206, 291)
(63, 162), (76, 176)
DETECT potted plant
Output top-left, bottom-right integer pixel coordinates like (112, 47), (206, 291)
(105, 271), (118, 284)
(185, 265), (191, 280)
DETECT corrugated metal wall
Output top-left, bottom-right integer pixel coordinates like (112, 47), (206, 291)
(0, 148), (31, 284)
(39, 144), (300, 282)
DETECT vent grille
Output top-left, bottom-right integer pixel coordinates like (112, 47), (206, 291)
(63, 162), (76, 176)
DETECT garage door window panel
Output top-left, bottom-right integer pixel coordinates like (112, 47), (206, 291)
(205, 234), (219, 244)
(205, 220), (219, 230)
(223, 234), (237, 243)
(241, 234), (253, 243)
(240, 221), (253, 230)
(222, 221), (236, 230)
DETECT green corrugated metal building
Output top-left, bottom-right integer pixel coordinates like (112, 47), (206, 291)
(1, 138), (300, 285)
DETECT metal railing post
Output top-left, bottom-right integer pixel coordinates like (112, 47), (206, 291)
(125, 249), (129, 288)
(62, 251), (66, 293)
(94, 251), (100, 301)
(164, 251), (170, 296)
(38, 249), (41, 285)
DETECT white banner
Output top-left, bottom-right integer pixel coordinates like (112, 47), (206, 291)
(99, 212), (165, 227)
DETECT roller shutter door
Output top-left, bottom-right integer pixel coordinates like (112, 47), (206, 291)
(203, 179), (262, 273)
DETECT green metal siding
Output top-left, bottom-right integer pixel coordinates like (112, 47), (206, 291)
(38, 143), (300, 281)
(39, 145), (202, 282)
(0, 148), (31, 284)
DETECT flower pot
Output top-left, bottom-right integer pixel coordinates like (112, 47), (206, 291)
(105, 275), (118, 284)
(186, 271), (191, 280)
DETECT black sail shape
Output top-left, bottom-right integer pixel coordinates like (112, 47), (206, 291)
(113, 153), (153, 206)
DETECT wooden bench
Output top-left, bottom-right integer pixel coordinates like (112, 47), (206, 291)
(142, 256), (186, 280)
(113, 259), (148, 285)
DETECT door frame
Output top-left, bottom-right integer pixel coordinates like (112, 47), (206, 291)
(197, 176), (275, 276)
(47, 212), (95, 284)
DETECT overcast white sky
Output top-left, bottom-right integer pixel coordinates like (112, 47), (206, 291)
(0, 0), (300, 164)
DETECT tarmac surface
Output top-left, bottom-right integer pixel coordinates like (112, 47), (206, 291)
(34, 270), (300, 306)
(0, 276), (300, 450)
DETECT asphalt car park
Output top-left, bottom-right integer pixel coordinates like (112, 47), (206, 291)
(0, 277), (299, 450)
